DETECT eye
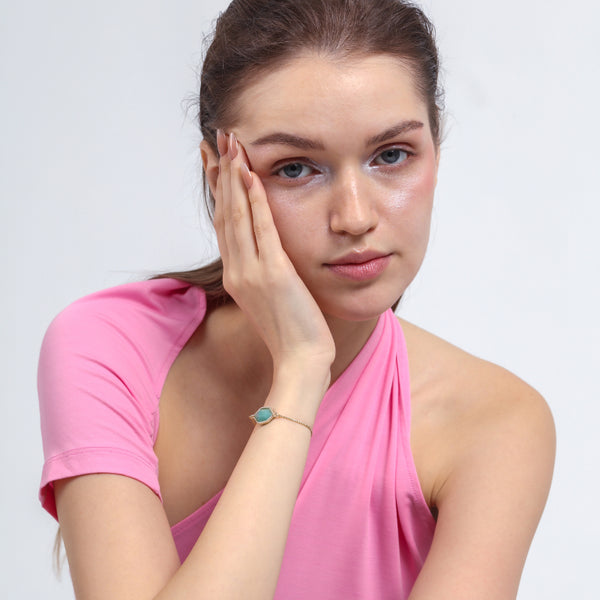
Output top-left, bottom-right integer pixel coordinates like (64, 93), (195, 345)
(373, 148), (409, 166)
(276, 162), (314, 179)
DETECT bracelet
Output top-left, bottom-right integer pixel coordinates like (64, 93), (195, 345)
(249, 406), (313, 436)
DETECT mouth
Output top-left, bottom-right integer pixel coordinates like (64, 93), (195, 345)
(325, 250), (392, 281)
(327, 249), (390, 265)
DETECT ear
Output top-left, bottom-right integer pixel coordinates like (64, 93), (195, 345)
(200, 139), (220, 198)
(434, 146), (441, 187)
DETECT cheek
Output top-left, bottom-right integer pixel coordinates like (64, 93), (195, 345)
(260, 181), (325, 253)
(379, 161), (437, 274)
(382, 162), (436, 226)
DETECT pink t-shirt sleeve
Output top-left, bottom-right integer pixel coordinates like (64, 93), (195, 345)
(38, 279), (205, 519)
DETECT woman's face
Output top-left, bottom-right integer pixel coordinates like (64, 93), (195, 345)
(218, 53), (439, 322)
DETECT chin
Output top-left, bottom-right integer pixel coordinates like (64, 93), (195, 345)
(317, 288), (401, 323)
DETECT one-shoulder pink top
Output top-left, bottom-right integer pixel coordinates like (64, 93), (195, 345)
(38, 278), (435, 599)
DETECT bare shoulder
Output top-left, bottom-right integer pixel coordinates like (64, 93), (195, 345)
(399, 317), (556, 598)
(398, 317), (556, 507)
(398, 316), (554, 424)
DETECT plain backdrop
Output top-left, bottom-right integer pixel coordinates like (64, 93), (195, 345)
(1, 0), (598, 597)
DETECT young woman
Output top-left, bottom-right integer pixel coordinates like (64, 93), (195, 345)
(38, 1), (555, 598)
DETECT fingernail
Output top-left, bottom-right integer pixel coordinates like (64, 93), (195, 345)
(228, 132), (239, 160)
(216, 129), (227, 157)
(241, 163), (253, 190)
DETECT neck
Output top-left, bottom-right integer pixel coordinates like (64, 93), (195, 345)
(325, 314), (381, 383)
(206, 302), (382, 391)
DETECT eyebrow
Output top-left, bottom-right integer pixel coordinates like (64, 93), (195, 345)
(250, 120), (424, 151)
(366, 120), (424, 146)
(250, 132), (325, 151)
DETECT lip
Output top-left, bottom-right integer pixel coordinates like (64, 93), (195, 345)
(325, 250), (392, 282)
(327, 249), (390, 265)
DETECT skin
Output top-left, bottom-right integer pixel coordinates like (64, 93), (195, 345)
(226, 54), (437, 326)
(53, 53), (555, 600)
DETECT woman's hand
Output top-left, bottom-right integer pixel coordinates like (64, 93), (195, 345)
(214, 130), (335, 382)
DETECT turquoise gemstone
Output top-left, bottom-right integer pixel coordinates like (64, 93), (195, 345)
(255, 407), (274, 423)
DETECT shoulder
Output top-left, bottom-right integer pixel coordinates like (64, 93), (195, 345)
(398, 317), (555, 507)
(38, 278), (207, 420)
(398, 315), (554, 427)
(46, 277), (205, 334)
(42, 278), (206, 365)
(398, 317), (555, 597)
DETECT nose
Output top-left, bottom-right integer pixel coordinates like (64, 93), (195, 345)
(329, 168), (378, 236)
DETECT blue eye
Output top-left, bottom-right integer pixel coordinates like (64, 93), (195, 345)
(374, 148), (409, 166)
(277, 163), (313, 179)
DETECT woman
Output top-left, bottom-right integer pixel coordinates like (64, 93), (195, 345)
(38, 0), (555, 598)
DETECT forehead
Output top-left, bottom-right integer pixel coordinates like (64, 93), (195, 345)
(231, 53), (430, 138)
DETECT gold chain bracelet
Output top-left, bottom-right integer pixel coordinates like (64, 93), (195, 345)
(249, 406), (313, 436)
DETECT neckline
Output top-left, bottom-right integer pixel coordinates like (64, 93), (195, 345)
(169, 308), (390, 534)
(322, 310), (388, 400)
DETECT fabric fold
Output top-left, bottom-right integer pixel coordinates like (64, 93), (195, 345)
(275, 309), (435, 599)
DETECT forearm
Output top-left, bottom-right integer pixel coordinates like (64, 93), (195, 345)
(154, 368), (327, 600)
(152, 129), (335, 599)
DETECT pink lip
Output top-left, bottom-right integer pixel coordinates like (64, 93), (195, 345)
(328, 250), (389, 265)
(325, 250), (392, 281)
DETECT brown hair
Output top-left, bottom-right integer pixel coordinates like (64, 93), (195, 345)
(156, 0), (444, 309)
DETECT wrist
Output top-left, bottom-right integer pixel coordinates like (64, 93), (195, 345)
(249, 406), (314, 437)
(272, 360), (331, 393)
(266, 365), (330, 424)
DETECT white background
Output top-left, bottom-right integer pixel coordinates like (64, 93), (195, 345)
(1, 0), (598, 597)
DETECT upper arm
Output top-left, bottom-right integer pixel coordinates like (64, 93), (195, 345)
(38, 300), (162, 518)
(39, 294), (182, 597)
(55, 474), (180, 600)
(409, 383), (556, 600)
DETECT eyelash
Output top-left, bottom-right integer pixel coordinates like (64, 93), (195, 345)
(273, 147), (413, 180)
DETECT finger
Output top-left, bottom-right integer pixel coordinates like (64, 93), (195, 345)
(244, 168), (285, 263)
(228, 135), (259, 258)
(216, 128), (228, 157)
(213, 131), (230, 266)
(218, 134), (239, 259)
(214, 178), (231, 268)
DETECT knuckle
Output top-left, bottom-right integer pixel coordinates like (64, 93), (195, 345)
(230, 207), (245, 225)
(222, 271), (236, 293)
(269, 254), (287, 271)
(240, 272), (255, 288)
(264, 262), (287, 286)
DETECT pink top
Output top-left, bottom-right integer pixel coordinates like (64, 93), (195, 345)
(38, 278), (435, 599)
